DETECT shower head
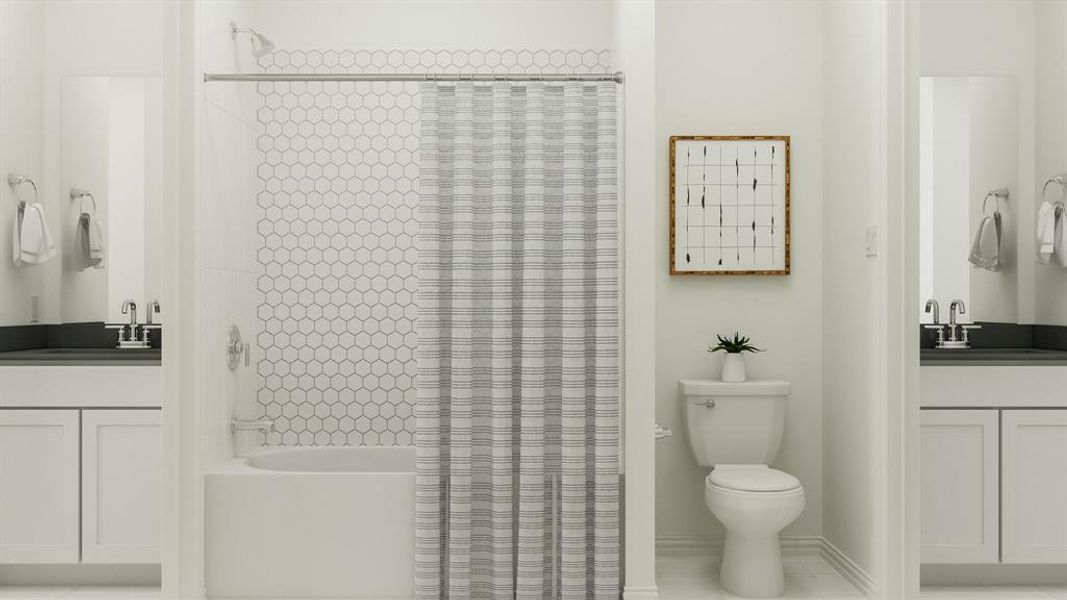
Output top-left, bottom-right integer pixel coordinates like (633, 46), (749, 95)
(231, 22), (275, 58)
(250, 31), (275, 58)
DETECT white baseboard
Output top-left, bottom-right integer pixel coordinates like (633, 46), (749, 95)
(622, 585), (659, 599)
(656, 536), (874, 597)
(820, 538), (875, 597)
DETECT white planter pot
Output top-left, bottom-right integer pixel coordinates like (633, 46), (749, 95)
(721, 353), (747, 383)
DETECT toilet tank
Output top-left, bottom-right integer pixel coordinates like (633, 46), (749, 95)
(679, 379), (790, 468)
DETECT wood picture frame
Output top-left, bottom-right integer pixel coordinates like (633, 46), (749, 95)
(669, 135), (791, 276)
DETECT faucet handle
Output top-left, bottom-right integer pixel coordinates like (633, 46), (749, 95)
(105, 323), (128, 343)
(141, 323), (163, 343)
(923, 323), (947, 347)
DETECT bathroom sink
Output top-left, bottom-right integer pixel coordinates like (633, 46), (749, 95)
(921, 347), (1067, 365)
(0, 347), (161, 364)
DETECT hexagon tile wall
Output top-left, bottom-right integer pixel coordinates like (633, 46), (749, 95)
(254, 49), (613, 446)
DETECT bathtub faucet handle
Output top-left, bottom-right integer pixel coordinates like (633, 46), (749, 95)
(231, 418), (274, 434)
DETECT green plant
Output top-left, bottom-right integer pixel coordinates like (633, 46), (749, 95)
(707, 332), (764, 355)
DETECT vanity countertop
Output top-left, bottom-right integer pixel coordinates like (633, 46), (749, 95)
(0, 347), (161, 365)
(921, 347), (1067, 366)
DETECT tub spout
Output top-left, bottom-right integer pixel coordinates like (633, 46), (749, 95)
(231, 418), (274, 434)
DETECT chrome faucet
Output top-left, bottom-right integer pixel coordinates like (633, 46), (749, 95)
(925, 299), (940, 325)
(923, 299), (947, 347)
(140, 300), (162, 343)
(949, 298), (966, 326)
(924, 298), (980, 349)
(146, 300), (161, 324)
(121, 299), (138, 329)
(108, 299), (152, 349)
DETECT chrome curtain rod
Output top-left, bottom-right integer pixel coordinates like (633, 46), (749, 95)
(203, 71), (624, 84)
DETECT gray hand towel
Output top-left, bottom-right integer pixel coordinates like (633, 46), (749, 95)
(74, 212), (104, 271)
(969, 212), (1002, 271)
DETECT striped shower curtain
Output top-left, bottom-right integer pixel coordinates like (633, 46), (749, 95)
(415, 81), (620, 600)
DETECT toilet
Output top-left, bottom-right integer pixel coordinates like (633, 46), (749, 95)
(679, 379), (804, 599)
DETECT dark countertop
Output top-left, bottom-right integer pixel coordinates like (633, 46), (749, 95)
(921, 347), (1067, 366)
(0, 347), (162, 365)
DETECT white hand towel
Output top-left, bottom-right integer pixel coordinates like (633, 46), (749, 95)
(1037, 200), (1056, 263)
(14, 202), (57, 267)
(969, 213), (1002, 271)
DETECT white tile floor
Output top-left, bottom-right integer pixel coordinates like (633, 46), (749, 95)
(919, 587), (1067, 600)
(657, 550), (866, 600)
(0, 588), (158, 599)
(657, 549), (1067, 599)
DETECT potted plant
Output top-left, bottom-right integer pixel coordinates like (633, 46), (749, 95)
(707, 332), (764, 383)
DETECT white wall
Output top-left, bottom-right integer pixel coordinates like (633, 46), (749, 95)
(1035, 0), (1067, 325)
(60, 77), (163, 324)
(250, 1), (614, 51)
(919, 77), (1021, 324)
(197, 0), (262, 467)
(822, 0), (887, 576)
(0, 1), (48, 326)
(44, 0), (168, 324)
(60, 78), (111, 322)
(929, 78), (972, 312)
(920, 0), (1036, 323)
(654, 0), (824, 540)
(966, 77), (1019, 322)
(613, 0), (658, 595)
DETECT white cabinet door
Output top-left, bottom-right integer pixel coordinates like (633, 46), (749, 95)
(81, 409), (162, 563)
(1001, 409), (1067, 564)
(920, 409), (1000, 563)
(0, 409), (80, 563)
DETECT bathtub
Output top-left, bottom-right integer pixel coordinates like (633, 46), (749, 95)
(205, 446), (415, 599)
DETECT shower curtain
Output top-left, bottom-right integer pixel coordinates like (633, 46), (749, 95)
(415, 81), (619, 600)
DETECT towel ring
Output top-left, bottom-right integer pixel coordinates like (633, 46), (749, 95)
(1042, 176), (1066, 210)
(983, 189), (1008, 215)
(70, 188), (98, 215)
(7, 174), (38, 206)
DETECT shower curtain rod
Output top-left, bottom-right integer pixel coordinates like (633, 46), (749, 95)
(203, 71), (624, 84)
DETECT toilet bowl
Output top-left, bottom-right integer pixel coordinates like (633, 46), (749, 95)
(704, 465), (805, 598)
(679, 379), (803, 599)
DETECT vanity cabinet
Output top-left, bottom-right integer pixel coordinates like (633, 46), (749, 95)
(1001, 410), (1067, 564)
(920, 410), (1000, 563)
(81, 410), (162, 563)
(0, 410), (80, 563)
(0, 364), (162, 566)
(919, 366), (1067, 567)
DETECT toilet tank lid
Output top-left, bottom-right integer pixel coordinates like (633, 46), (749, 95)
(679, 379), (790, 397)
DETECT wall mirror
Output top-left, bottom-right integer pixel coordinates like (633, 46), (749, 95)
(919, 76), (1024, 324)
(60, 76), (163, 324)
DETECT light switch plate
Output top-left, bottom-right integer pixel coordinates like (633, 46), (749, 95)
(865, 226), (878, 257)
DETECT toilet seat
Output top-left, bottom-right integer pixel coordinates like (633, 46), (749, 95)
(708, 464), (800, 493)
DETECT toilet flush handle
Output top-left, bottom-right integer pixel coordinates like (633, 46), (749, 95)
(702, 399), (716, 409)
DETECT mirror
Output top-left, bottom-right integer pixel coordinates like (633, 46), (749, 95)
(60, 76), (163, 324)
(919, 76), (1023, 323)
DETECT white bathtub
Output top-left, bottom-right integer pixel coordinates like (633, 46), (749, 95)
(205, 446), (415, 599)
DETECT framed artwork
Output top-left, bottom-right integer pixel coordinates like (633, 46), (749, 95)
(669, 135), (791, 275)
